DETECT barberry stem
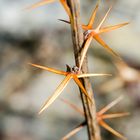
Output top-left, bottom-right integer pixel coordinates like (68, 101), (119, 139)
(67, 0), (101, 140)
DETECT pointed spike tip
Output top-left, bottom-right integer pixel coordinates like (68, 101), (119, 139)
(25, 0), (56, 10)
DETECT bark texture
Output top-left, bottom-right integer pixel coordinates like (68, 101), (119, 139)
(67, 0), (101, 140)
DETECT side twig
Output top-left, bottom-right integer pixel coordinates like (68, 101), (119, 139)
(67, 0), (101, 140)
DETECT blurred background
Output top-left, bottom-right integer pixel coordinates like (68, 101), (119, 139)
(0, 0), (140, 140)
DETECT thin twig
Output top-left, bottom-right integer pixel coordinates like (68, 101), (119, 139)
(67, 0), (101, 139)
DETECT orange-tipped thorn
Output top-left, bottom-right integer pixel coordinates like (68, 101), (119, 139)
(62, 122), (86, 140)
(99, 120), (127, 140)
(29, 63), (110, 113)
(25, 0), (55, 10)
(25, 0), (71, 17)
(97, 95), (124, 116)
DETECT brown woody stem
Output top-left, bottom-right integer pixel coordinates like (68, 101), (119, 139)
(67, 0), (101, 140)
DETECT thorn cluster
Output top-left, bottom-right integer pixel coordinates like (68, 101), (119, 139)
(59, 1), (129, 69)
(29, 63), (110, 114)
(61, 96), (129, 140)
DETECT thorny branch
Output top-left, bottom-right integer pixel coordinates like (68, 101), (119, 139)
(67, 0), (101, 139)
